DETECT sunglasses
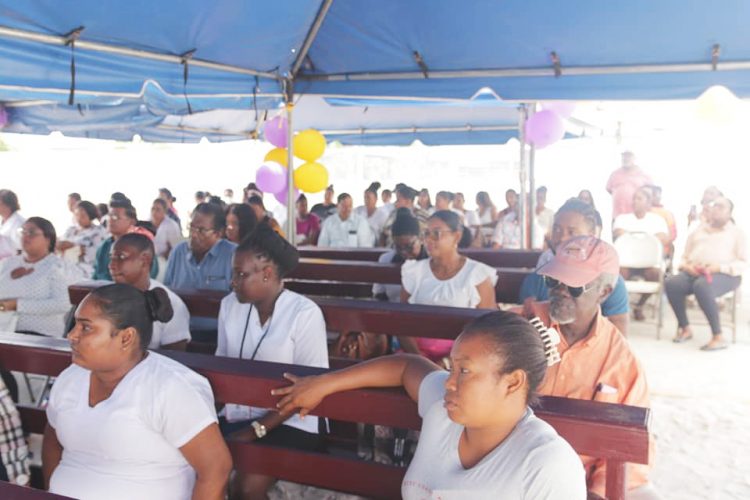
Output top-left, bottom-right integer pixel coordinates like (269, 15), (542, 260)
(544, 276), (595, 298)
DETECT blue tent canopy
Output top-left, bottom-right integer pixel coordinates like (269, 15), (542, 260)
(1, 0), (750, 108)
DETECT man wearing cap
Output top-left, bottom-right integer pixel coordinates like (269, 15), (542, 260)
(521, 235), (654, 499)
(606, 150), (653, 221)
(380, 184), (430, 247)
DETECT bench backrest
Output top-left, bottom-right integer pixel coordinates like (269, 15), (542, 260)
(299, 247), (543, 268)
(0, 333), (649, 500)
(288, 259), (531, 304)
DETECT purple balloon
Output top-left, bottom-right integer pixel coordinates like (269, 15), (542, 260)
(524, 110), (565, 149)
(541, 101), (576, 119)
(255, 162), (287, 194)
(274, 187), (300, 205)
(0, 106), (7, 128)
(263, 116), (288, 148)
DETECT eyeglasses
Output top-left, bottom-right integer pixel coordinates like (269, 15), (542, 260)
(422, 229), (451, 240)
(544, 276), (595, 298)
(18, 228), (41, 237)
(188, 224), (216, 235)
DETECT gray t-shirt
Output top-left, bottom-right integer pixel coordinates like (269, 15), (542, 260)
(402, 371), (586, 500)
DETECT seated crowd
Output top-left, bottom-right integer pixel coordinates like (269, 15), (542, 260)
(0, 171), (743, 500)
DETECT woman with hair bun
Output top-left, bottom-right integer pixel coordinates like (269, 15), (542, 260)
(355, 182), (389, 245)
(399, 210), (498, 362)
(274, 310), (586, 499)
(216, 223), (328, 499)
(42, 283), (232, 500)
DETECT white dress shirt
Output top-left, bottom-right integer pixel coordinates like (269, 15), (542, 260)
(318, 213), (374, 248)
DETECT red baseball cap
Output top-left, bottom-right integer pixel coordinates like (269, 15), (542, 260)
(537, 236), (620, 287)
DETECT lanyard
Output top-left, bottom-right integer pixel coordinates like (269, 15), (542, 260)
(238, 290), (283, 360)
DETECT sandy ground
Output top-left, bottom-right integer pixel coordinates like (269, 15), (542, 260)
(628, 299), (750, 500)
(18, 299), (750, 499)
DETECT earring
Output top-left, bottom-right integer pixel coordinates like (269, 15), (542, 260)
(263, 277), (268, 282)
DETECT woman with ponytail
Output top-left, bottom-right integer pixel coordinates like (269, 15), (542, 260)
(274, 311), (586, 499)
(42, 284), (232, 500)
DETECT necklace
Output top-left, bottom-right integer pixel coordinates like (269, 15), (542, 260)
(238, 289), (284, 360)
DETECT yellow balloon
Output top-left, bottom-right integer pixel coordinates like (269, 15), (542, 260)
(292, 129), (326, 162)
(293, 162), (329, 193)
(264, 147), (288, 167)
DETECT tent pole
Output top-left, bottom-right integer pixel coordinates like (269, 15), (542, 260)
(529, 141), (536, 249)
(300, 60), (750, 82)
(0, 26), (279, 80)
(284, 79), (297, 244)
(518, 105), (528, 250)
(291, 0), (335, 77)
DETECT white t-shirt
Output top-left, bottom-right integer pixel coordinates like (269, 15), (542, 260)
(401, 258), (497, 308)
(402, 372), (586, 500)
(46, 352), (218, 500)
(154, 217), (184, 258)
(216, 290), (328, 433)
(372, 250), (403, 303)
(613, 212), (669, 236)
(149, 279), (191, 349)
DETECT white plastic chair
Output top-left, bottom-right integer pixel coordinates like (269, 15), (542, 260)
(613, 232), (665, 338)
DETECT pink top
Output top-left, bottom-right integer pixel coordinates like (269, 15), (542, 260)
(605, 167), (653, 219)
(296, 214), (321, 244)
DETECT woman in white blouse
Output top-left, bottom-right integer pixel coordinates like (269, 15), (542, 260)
(274, 311), (586, 500)
(0, 217), (71, 337)
(400, 210), (497, 362)
(109, 233), (191, 351)
(216, 223), (328, 499)
(43, 284), (231, 500)
(0, 189), (25, 254)
(57, 201), (107, 278)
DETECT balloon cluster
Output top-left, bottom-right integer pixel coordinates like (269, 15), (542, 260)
(524, 102), (575, 149)
(257, 116), (329, 205)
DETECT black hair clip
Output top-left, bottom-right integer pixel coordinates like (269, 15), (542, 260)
(529, 317), (561, 366)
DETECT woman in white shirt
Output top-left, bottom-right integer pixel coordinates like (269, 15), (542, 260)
(42, 283), (232, 500)
(109, 233), (191, 350)
(400, 210), (497, 362)
(57, 201), (107, 278)
(0, 189), (25, 253)
(274, 311), (586, 500)
(613, 187), (670, 321)
(0, 217), (71, 337)
(152, 198), (184, 259)
(354, 182), (388, 245)
(216, 223), (328, 499)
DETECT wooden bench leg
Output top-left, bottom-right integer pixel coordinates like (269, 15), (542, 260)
(605, 460), (626, 500)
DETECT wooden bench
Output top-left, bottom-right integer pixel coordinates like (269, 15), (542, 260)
(299, 247), (542, 268)
(287, 258), (531, 304)
(0, 333), (650, 500)
(0, 480), (74, 499)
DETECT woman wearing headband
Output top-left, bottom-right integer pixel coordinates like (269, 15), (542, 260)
(43, 284), (231, 500)
(274, 311), (585, 499)
(216, 223), (328, 499)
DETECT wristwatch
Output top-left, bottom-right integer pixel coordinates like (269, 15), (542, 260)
(251, 420), (267, 439)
